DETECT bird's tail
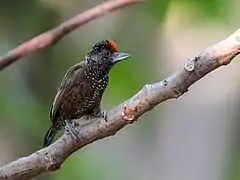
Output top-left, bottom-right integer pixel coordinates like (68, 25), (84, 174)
(43, 125), (58, 147)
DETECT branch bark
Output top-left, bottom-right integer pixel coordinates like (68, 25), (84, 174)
(0, 28), (239, 180)
(0, 0), (142, 70)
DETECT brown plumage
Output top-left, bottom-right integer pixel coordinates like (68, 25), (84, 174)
(43, 40), (130, 147)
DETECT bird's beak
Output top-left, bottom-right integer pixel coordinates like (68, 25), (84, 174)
(111, 52), (131, 64)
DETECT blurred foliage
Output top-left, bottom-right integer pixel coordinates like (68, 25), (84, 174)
(174, 0), (230, 21)
(227, 150), (240, 180)
(0, 0), (239, 180)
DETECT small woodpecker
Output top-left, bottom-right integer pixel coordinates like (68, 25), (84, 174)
(43, 40), (131, 147)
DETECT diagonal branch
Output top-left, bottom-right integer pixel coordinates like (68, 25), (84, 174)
(0, 28), (240, 180)
(0, 0), (142, 70)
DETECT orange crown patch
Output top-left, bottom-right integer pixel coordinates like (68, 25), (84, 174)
(107, 40), (118, 52)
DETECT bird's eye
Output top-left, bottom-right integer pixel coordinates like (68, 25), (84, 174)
(104, 50), (111, 57)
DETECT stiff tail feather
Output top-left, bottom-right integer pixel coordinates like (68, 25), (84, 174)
(43, 125), (58, 147)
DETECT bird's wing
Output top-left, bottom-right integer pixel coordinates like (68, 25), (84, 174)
(50, 61), (85, 121)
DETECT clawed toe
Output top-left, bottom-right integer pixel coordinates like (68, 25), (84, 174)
(65, 119), (78, 140)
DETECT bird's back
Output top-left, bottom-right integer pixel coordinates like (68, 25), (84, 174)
(50, 61), (109, 129)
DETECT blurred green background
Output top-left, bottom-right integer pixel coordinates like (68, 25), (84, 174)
(0, 0), (240, 180)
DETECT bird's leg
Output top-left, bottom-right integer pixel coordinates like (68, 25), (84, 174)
(102, 111), (108, 122)
(92, 107), (107, 122)
(65, 119), (78, 139)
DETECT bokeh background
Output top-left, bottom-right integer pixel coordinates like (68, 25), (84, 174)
(0, 0), (240, 180)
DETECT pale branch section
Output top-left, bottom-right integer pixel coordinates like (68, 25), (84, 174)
(0, 29), (239, 180)
(0, 0), (142, 70)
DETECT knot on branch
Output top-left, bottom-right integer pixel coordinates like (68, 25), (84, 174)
(121, 104), (137, 122)
(184, 58), (195, 72)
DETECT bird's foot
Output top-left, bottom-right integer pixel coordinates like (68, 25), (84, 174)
(93, 108), (107, 122)
(65, 119), (78, 140)
(101, 110), (108, 122)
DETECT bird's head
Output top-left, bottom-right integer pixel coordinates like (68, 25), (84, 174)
(85, 40), (130, 71)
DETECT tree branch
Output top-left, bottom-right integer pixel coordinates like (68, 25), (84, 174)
(0, 0), (142, 70)
(0, 28), (239, 180)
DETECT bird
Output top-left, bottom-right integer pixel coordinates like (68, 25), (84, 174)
(43, 40), (131, 147)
